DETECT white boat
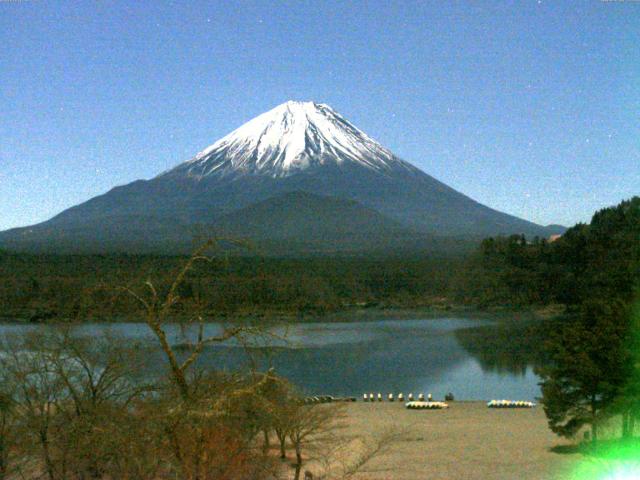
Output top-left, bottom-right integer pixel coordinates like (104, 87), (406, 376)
(487, 400), (536, 408)
(405, 401), (449, 410)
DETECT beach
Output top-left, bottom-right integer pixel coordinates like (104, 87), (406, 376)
(326, 401), (581, 480)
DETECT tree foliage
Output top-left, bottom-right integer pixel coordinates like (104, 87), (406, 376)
(466, 197), (640, 442)
(451, 197), (640, 441)
(458, 197), (639, 309)
(537, 300), (630, 441)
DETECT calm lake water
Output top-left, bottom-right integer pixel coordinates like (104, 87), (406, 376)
(0, 318), (541, 401)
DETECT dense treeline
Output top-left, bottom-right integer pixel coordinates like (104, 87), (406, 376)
(0, 252), (463, 322)
(455, 197), (639, 309)
(2, 198), (636, 326)
(461, 197), (640, 444)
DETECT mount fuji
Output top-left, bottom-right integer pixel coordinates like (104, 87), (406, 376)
(0, 101), (563, 254)
(163, 101), (415, 179)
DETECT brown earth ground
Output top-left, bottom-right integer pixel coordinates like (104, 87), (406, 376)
(308, 401), (584, 480)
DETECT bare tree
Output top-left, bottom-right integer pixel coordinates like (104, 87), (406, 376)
(1, 332), (70, 480)
(50, 331), (152, 479)
(293, 411), (408, 480)
(329, 428), (407, 480)
(117, 239), (267, 400)
(0, 329), (152, 480)
(287, 403), (343, 480)
(118, 240), (282, 480)
(0, 386), (17, 480)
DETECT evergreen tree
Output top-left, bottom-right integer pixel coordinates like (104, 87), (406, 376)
(617, 299), (640, 438)
(537, 300), (629, 442)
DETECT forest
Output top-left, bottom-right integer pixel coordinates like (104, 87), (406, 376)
(1, 198), (637, 326)
(456, 196), (639, 309)
(0, 251), (464, 323)
(461, 197), (640, 444)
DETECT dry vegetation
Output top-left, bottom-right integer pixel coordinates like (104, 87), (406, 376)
(0, 242), (405, 480)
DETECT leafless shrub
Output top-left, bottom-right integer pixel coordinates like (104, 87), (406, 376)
(0, 328), (149, 480)
(0, 241), (395, 480)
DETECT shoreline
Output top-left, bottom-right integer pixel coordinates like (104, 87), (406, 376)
(0, 303), (561, 325)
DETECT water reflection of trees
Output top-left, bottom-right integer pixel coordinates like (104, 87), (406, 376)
(194, 332), (470, 396)
(454, 319), (559, 376)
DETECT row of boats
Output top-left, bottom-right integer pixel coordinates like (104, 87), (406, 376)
(405, 399), (536, 410)
(406, 401), (449, 409)
(486, 400), (536, 408)
(361, 393), (536, 409)
(304, 394), (536, 409)
(362, 393), (434, 402)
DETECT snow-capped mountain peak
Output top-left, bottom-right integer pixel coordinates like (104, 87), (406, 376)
(164, 101), (410, 179)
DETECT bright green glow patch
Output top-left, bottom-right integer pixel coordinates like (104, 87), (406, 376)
(568, 437), (640, 479)
(568, 289), (640, 480)
(570, 460), (640, 480)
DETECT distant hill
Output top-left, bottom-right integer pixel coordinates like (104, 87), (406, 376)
(216, 191), (406, 241)
(211, 191), (477, 255)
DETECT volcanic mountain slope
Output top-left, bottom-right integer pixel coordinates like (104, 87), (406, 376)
(216, 191), (407, 240)
(0, 101), (563, 254)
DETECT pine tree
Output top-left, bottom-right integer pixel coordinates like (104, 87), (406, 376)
(537, 300), (629, 442)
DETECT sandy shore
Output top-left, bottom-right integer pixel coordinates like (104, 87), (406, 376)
(328, 401), (581, 480)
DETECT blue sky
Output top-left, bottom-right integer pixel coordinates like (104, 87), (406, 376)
(2, 0), (638, 230)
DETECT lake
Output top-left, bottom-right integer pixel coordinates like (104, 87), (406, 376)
(0, 317), (541, 401)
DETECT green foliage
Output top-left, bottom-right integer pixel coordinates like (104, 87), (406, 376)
(459, 197), (640, 308)
(536, 301), (630, 440)
(453, 234), (555, 306)
(458, 197), (640, 442)
(534, 198), (638, 442)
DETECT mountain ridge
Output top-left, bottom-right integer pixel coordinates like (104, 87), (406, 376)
(0, 101), (564, 254)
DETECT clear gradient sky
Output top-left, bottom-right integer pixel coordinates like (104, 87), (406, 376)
(2, 0), (639, 231)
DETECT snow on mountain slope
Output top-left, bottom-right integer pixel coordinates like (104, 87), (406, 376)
(0, 100), (565, 254)
(162, 101), (416, 179)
